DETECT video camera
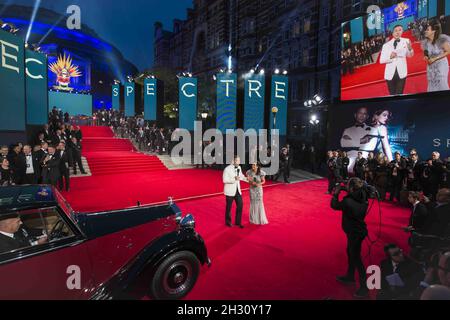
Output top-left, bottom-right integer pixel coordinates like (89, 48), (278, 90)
(334, 181), (379, 200)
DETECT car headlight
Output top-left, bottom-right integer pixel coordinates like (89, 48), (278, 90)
(180, 214), (195, 230)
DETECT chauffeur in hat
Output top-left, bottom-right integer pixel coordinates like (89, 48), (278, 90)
(0, 213), (47, 254)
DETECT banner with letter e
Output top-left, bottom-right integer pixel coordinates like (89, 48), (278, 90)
(144, 78), (157, 121)
(270, 75), (289, 136)
(0, 29), (26, 131)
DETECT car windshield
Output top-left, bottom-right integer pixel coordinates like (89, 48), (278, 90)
(53, 189), (75, 219)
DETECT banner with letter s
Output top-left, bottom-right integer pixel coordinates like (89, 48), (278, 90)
(112, 84), (121, 111)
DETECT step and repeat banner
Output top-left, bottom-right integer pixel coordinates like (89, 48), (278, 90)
(328, 96), (450, 171)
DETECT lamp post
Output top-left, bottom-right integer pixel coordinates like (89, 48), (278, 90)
(271, 107), (279, 130)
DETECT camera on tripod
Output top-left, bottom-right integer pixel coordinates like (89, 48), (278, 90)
(334, 181), (379, 200)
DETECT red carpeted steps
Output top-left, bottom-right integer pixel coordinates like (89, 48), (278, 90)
(79, 126), (168, 176)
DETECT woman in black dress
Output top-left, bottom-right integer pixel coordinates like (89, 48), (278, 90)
(0, 158), (13, 186)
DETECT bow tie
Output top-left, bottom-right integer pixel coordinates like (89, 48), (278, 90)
(355, 124), (365, 128)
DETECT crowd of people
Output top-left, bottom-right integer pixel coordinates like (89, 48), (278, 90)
(93, 109), (174, 155)
(327, 148), (450, 299)
(341, 34), (386, 75)
(0, 108), (86, 190)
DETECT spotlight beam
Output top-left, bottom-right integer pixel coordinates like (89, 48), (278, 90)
(37, 14), (66, 45)
(25, 0), (42, 44)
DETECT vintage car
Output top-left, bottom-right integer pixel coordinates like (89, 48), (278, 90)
(0, 185), (210, 300)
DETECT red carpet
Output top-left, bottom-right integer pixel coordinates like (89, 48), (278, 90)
(65, 127), (410, 300)
(180, 181), (410, 300)
(341, 31), (450, 100)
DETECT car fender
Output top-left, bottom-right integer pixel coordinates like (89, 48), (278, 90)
(90, 228), (208, 300)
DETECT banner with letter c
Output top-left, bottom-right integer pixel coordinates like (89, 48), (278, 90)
(179, 77), (197, 131)
(26, 49), (48, 125)
(270, 75), (289, 136)
(216, 73), (237, 132)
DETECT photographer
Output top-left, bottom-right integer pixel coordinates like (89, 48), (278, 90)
(331, 177), (370, 298)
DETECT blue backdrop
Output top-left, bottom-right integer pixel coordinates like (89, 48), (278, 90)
(216, 73), (237, 132)
(0, 29), (26, 131)
(48, 91), (92, 116)
(179, 77), (198, 131)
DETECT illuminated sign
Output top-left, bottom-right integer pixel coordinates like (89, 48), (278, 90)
(49, 53), (81, 91)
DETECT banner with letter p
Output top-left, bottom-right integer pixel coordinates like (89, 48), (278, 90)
(124, 82), (135, 117)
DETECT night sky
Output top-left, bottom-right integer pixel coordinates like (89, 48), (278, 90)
(0, 0), (192, 70)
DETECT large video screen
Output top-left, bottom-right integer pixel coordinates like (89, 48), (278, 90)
(341, 0), (450, 101)
(328, 96), (450, 173)
(47, 49), (91, 92)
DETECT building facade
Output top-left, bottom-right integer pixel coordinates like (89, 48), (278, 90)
(154, 0), (397, 144)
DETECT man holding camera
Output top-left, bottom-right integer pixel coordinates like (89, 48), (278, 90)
(331, 178), (370, 298)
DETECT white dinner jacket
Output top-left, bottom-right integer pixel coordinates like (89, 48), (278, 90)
(380, 37), (414, 80)
(223, 165), (247, 197)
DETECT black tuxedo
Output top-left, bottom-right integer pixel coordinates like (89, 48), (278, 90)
(17, 153), (40, 185)
(70, 142), (85, 174)
(409, 202), (428, 233)
(406, 159), (423, 191)
(426, 203), (450, 237)
(57, 150), (70, 191)
(354, 158), (367, 180)
(377, 257), (424, 300)
(41, 153), (60, 186)
(389, 158), (407, 202)
(0, 227), (44, 254)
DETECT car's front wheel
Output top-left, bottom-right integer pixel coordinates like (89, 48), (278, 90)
(150, 251), (200, 300)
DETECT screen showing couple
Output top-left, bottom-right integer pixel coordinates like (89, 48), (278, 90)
(341, 0), (450, 101)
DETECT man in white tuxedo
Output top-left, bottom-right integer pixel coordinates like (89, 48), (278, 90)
(223, 156), (247, 228)
(380, 25), (414, 95)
